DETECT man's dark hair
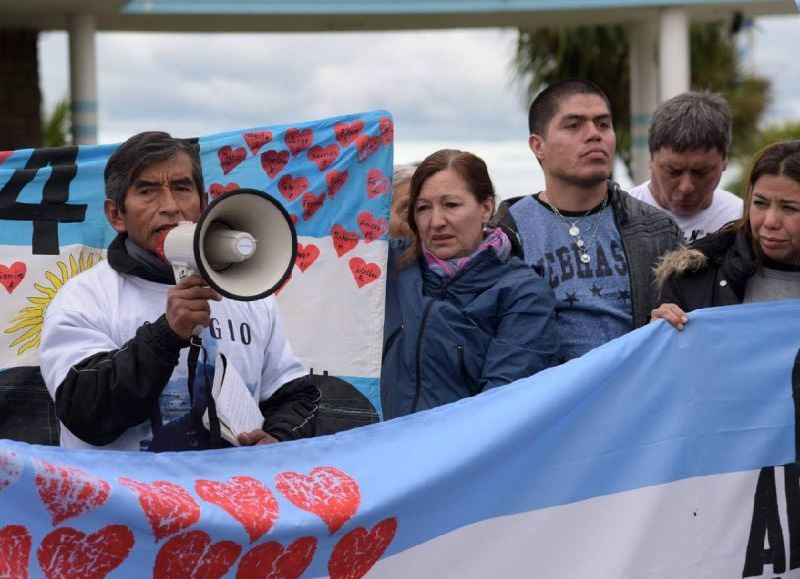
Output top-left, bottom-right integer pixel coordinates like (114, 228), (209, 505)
(648, 91), (731, 158)
(528, 79), (612, 136)
(104, 131), (204, 212)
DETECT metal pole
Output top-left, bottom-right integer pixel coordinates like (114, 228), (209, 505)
(68, 13), (98, 145)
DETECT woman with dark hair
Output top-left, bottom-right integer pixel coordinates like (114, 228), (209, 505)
(381, 149), (558, 419)
(652, 140), (800, 329)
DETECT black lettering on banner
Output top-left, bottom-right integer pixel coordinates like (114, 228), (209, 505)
(610, 240), (629, 276)
(742, 467), (786, 577)
(785, 464), (800, 570)
(0, 146), (86, 254)
(555, 246), (574, 283)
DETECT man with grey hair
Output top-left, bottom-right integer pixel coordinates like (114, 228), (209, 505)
(629, 91), (742, 243)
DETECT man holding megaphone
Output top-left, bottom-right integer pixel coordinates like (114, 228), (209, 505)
(40, 131), (319, 452)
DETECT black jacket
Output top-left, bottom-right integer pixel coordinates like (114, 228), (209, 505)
(655, 227), (757, 311)
(54, 234), (319, 447)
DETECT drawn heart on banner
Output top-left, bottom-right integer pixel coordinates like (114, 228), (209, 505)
(0, 448), (22, 492)
(0, 262), (26, 294)
(261, 149), (290, 179)
(334, 121), (364, 147)
(302, 192), (325, 221)
(357, 211), (387, 244)
(153, 531), (241, 579)
(290, 214), (299, 226)
(119, 478), (200, 542)
(274, 467), (360, 535)
(209, 182), (239, 200)
(0, 525), (31, 579)
(379, 116), (394, 146)
(37, 525), (135, 579)
(34, 460), (111, 526)
(278, 175), (309, 202)
(326, 170), (349, 200)
(296, 244), (320, 273)
(355, 134), (382, 163)
(285, 128), (314, 158)
(328, 518), (398, 579)
(307, 144), (340, 172)
(348, 258), (382, 289)
(218, 146), (247, 175)
(331, 225), (359, 258)
(237, 536), (317, 579)
(366, 168), (391, 199)
(243, 130), (273, 156)
(195, 476), (279, 543)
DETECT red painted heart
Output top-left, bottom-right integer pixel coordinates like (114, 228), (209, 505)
(355, 135), (382, 163)
(237, 536), (316, 579)
(34, 459), (111, 526)
(37, 525), (135, 579)
(243, 130), (273, 156)
(119, 478), (200, 542)
(379, 116), (394, 146)
(274, 466), (360, 535)
(331, 225), (359, 258)
(278, 175), (309, 202)
(326, 170), (349, 200)
(218, 146), (247, 175)
(260, 150), (290, 179)
(0, 448), (22, 492)
(348, 258), (382, 289)
(153, 531), (241, 579)
(366, 168), (391, 199)
(307, 144), (340, 172)
(195, 476), (278, 544)
(290, 214), (299, 226)
(301, 192), (325, 222)
(357, 212), (387, 244)
(0, 525), (31, 579)
(285, 128), (314, 158)
(274, 273), (292, 296)
(328, 518), (398, 579)
(209, 182), (240, 200)
(0, 262), (26, 294)
(334, 121), (364, 148)
(0, 151), (12, 165)
(296, 244), (321, 273)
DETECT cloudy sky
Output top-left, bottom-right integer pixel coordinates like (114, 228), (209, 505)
(38, 14), (800, 198)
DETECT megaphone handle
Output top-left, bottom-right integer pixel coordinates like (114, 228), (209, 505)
(171, 263), (204, 337)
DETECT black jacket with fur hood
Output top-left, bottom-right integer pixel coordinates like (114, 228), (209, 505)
(655, 226), (757, 311)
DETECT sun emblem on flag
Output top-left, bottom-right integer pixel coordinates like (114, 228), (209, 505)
(4, 252), (102, 355)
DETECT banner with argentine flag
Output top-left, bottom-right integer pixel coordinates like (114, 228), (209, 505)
(0, 110), (393, 443)
(1, 300), (799, 577)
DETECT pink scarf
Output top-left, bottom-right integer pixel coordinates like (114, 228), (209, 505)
(423, 227), (511, 279)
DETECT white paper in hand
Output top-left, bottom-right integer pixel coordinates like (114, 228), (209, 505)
(202, 352), (265, 446)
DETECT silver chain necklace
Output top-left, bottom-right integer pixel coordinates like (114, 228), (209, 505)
(542, 193), (609, 264)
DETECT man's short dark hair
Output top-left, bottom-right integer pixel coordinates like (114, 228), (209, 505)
(104, 131), (205, 212)
(648, 91), (732, 158)
(528, 79), (612, 136)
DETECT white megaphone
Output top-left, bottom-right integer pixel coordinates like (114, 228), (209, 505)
(159, 188), (297, 301)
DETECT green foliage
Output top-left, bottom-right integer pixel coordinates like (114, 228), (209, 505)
(514, 21), (771, 180)
(724, 121), (800, 194)
(41, 98), (71, 148)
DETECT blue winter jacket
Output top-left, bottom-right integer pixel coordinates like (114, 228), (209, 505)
(381, 240), (559, 419)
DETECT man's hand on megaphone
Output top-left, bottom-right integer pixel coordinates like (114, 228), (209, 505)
(166, 274), (222, 341)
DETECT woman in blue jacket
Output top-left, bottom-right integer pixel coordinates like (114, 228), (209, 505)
(381, 149), (559, 419)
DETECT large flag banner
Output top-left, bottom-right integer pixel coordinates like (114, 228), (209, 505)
(0, 111), (393, 442)
(1, 301), (799, 578)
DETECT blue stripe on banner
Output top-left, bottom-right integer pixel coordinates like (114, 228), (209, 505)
(2, 299), (797, 575)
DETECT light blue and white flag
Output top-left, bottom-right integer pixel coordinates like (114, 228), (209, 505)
(1, 300), (798, 578)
